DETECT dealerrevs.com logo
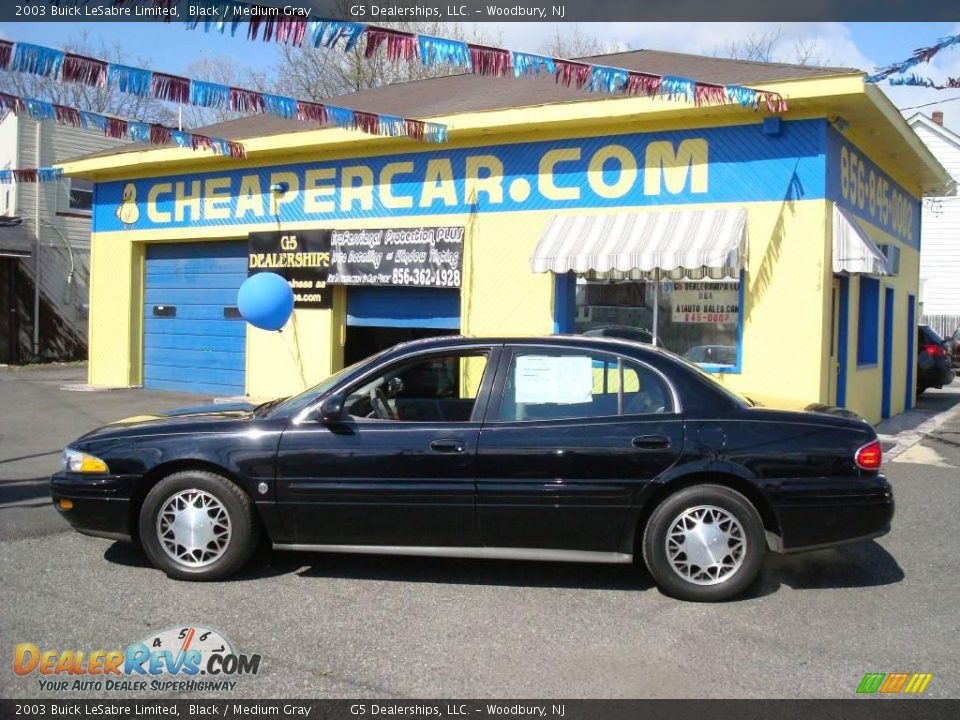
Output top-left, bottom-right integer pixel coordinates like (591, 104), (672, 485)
(14, 625), (261, 693)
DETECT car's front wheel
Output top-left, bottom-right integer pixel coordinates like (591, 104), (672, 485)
(641, 484), (766, 602)
(139, 471), (259, 581)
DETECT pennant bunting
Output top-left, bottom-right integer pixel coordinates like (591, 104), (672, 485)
(867, 34), (960, 83)
(660, 76), (696, 102)
(106, 117), (128, 139)
(0, 167), (64, 185)
(80, 112), (108, 133)
(127, 120), (151, 143)
(0, 40), (14, 70)
(296, 101), (327, 124)
(354, 111), (380, 135)
(54, 105), (82, 127)
(107, 63), (153, 96)
(364, 28), (417, 62)
(0, 90), (244, 158)
(262, 93), (298, 119)
(512, 52), (555, 77)
(379, 115), (406, 137)
(190, 79), (231, 109)
(11, 42), (63, 77)
(24, 98), (56, 121)
(469, 45), (512, 77)
(62, 53), (108, 86)
(92, 1), (788, 114)
(694, 83), (727, 107)
(230, 87), (265, 114)
(555, 60), (591, 89)
(1, 38), (450, 144)
(624, 72), (662, 97)
(325, 105), (356, 129)
(151, 72), (191, 104)
(588, 65), (629, 93)
(418, 35), (472, 69)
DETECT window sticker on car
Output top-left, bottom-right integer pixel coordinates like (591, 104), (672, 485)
(515, 355), (594, 405)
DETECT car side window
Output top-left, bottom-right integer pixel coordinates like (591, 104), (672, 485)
(344, 352), (489, 422)
(496, 349), (671, 422)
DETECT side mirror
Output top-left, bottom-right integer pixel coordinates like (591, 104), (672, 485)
(318, 395), (344, 423)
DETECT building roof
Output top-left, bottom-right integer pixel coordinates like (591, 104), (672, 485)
(908, 112), (960, 151)
(72, 49), (858, 160)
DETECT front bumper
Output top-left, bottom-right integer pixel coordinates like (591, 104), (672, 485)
(767, 473), (894, 553)
(50, 472), (138, 542)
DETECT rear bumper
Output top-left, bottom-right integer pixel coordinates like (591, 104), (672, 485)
(919, 364), (955, 388)
(766, 474), (894, 553)
(50, 472), (137, 543)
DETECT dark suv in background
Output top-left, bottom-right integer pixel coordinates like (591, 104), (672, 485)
(918, 324), (956, 396)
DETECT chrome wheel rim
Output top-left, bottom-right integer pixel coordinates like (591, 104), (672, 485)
(156, 489), (231, 568)
(665, 505), (746, 586)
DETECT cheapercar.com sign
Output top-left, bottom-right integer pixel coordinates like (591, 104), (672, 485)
(94, 119), (830, 233)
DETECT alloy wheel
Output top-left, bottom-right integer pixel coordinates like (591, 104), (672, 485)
(156, 489), (232, 568)
(664, 504), (746, 585)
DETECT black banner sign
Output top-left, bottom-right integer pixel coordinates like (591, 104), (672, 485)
(328, 227), (464, 289)
(248, 230), (332, 309)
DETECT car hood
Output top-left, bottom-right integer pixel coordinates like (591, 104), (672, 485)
(76, 401), (260, 442)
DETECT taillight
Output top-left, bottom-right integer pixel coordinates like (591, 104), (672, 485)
(924, 343), (945, 357)
(855, 440), (882, 470)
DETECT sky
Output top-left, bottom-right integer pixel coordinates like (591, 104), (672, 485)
(4, 21), (960, 132)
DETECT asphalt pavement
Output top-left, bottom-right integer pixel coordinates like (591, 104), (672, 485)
(1, 364), (958, 699)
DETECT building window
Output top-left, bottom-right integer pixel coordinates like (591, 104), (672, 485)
(1, 163), (10, 214)
(571, 276), (742, 371)
(67, 178), (93, 213)
(857, 276), (880, 366)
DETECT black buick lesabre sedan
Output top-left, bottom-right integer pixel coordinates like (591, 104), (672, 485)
(51, 336), (893, 601)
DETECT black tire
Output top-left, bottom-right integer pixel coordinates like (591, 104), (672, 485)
(641, 484), (766, 602)
(139, 470), (259, 581)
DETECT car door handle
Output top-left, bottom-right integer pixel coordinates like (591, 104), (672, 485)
(631, 434), (671, 450)
(429, 439), (465, 454)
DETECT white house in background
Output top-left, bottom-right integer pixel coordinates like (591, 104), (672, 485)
(0, 112), (130, 363)
(908, 111), (960, 338)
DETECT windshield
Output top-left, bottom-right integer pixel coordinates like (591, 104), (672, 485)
(263, 351), (388, 418)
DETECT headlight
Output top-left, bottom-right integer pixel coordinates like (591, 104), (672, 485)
(62, 448), (109, 474)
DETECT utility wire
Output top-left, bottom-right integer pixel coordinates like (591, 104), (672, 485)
(897, 96), (960, 111)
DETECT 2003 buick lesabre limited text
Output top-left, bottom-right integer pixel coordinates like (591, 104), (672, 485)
(51, 336), (894, 602)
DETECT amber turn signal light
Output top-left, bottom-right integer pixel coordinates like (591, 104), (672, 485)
(58, 499), (74, 510)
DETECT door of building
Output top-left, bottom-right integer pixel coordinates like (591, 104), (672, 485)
(143, 241), (248, 395)
(828, 278), (841, 406)
(0, 257), (20, 365)
(344, 286), (461, 366)
(882, 287), (895, 418)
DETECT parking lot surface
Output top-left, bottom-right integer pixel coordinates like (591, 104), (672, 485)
(2, 365), (959, 698)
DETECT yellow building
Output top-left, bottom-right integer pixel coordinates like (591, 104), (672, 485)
(60, 51), (951, 424)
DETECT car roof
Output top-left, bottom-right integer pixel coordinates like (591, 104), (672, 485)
(383, 334), (668, 358)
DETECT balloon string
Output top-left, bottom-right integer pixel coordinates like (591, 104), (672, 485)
(278, 325), (308, 391)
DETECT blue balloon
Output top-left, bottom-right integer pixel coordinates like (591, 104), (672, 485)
(237, 272), (294, 331)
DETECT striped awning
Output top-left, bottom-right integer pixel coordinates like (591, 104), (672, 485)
(832, 206), (890, 276)
(530, 208), (747, 280)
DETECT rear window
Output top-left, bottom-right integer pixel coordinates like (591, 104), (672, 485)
(920, 326), (944, 344)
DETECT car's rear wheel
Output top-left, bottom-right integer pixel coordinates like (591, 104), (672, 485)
(641, 484), (766, 602)
(139, 470), (259, 581)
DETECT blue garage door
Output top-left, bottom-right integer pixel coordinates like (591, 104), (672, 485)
(347, 286), (460, 328)
(144, 242), (247, 395)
